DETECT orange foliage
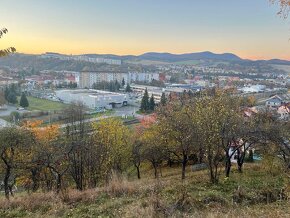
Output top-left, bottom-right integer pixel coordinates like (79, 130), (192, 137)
(141, 114), (157, 127)
(23, 120), (60, 142)
(135, 113), (157, 134)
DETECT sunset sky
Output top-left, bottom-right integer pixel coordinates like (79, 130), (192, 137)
(0, 0), (290, 60)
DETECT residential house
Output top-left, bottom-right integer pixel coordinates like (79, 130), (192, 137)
(277, 104), (290, 120)
(265, 95), (283, 109)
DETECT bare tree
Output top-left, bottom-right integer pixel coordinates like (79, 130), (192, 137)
(64, 102), (87, 190)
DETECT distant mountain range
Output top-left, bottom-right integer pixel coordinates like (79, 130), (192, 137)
(138, 52), (242, 62)
(81, 51), (290, 64)
(0, 52), (289, 73)
(82, 51), (242, 62)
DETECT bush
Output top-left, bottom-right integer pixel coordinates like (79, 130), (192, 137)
(104, 172), (137, 197)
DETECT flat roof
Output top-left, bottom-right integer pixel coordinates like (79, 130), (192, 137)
(81, 70), (128, 73)
(56, 89), (126, 97)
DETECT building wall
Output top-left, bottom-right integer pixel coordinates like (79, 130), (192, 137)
(80, 72), (90, 88)
(79, 71), (160, 89)
(56, 89), (128, 109)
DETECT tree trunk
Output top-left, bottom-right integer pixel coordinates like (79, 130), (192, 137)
(225, 151), (232, 177)
(167, 159), (173, 167)
(153, 163), (158, 179)
(225, 159), (231, 177)
(237, 149), (245, 173)
(198, 147), (204, 164)
(8, 185), (14, 197)
(237, 163), (243, 173)
(136, 166), (141, 179)
(213, 164), (219, 184)
(181, 155), (187, 180)
(56, 173), (62, 193)
(31, 168), (40, 192)
(44, 171), (53, 192)
(4, 165), (11, 199)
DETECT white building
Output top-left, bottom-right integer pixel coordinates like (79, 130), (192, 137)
(79, 71), (160, 88)
(41, 53), (122, 65)
(128, 72), (159, 83)
(130, 84), (189, 103)
(240, 85), (266, 94)
(55, 89), (128, 109)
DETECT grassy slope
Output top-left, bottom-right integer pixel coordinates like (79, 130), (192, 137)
(0, 163), (289, 217)
(18, 96), (68, 111)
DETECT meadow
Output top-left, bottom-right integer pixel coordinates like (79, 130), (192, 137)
(0, 163), (289, 218)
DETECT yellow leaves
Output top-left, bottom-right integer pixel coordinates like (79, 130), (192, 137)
(23, 120), (43, 129)
(23, 120), (60, 143)
(16, 176), (32, 187)
(91, 118), (132, 171)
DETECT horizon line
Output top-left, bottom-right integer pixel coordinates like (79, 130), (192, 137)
(12, 51), (290, 62)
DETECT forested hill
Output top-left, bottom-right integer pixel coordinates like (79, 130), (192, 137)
(0, 54), (129, 72)
(0, 52), (289, 72)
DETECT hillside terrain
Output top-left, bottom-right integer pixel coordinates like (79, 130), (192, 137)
(0, 163), (289, 218)
(0, 52), (289, 73)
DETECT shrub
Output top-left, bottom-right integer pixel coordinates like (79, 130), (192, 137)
(104, 172), (137, 197)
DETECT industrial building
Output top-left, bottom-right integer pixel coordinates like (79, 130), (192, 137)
(55, 89), (128, 109)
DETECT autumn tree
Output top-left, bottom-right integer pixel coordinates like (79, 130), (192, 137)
(23, 120), (60, 192)
(91, 118), (131, 181)
(130, 116), (157, 179)
(278, 121), (290, 170)
(156, 95), (197, 180)
(241, 96), (256, 107)
(23, 120), (70, 193)
(0, 127), (33, 199)
(192, 93), (242, 183)
(64, 102), (86, 140)
(44, 138), (70, 193)
(0, 28), (16, 57)
(253, 112), (290, 171)
(141, 124), (168, 178)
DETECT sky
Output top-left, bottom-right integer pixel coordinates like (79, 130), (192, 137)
(0, 0), (290, 60)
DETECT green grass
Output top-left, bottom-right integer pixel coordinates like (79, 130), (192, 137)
(91, 109), (114, 118)
(18, 96), (68, 111)
(0, 115), (10, 122)
(0, 163), (288, 217)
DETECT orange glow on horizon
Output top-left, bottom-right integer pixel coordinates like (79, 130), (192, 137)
(1, 33), (290, 61)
